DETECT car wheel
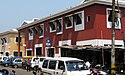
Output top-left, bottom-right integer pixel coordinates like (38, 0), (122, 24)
(14, 65), (18, 68)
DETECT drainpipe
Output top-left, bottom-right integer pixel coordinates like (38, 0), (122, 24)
(18, 31), (20, 57)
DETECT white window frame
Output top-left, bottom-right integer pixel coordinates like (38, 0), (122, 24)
(39, 23), (44, 38)
(28, 28), (33, 40)
(65, 15), (73, 29)
(106, 8), (121, 29)
(26, 49), (32, 56)
(74, 11), (85, 31)
(34, 44), (43, 56)
(49, 20), (56, 33)
(56, 18), (63, 35)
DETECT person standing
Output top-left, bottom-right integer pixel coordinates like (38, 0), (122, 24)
(85, 61), (91, 68)
(34, 58), (39, 72)
(26, 59), (31, 71)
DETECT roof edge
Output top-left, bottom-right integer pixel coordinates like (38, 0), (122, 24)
(17, 0), (125, 30)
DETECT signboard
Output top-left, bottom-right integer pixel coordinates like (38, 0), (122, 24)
(46, 39), (51, 47)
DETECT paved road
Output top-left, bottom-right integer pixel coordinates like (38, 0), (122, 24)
(0, 66), (41, 75)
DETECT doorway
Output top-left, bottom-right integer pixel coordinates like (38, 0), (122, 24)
(36, 47), (42, 56)
(47, 48), (54, 57)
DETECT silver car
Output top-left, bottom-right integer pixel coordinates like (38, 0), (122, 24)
(12, 58), (22, 68)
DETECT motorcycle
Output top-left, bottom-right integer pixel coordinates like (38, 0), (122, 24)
(0, 69), (15, 75)
(90, 64), (107, 75)
(90, 66), (101, 75)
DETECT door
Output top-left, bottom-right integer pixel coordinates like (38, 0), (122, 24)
(55, 61), (66, 75)
(47, 60), (57, 75)
(39, 57), (45, 69)
(36, 47), (42, 56)
(47, 48), (54, 57)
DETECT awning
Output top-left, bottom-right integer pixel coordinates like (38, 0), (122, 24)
(56, 45), (121, 50)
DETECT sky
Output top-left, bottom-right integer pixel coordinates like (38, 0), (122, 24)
(0, 0), (125, 33)
(0, 0), (83, 33)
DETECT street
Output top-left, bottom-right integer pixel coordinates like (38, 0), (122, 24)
(0, 66), (41, 75)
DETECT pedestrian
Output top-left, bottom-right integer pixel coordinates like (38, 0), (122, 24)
(85, 61), (91, 68)
(34, 58), (39, 72)
(26, 59), (31, 71)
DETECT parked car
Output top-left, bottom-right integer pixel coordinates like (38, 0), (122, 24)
(12, 57), (22, 68)
(1, 59), (10, 67)
(31, 56), (45, 70)
(0, 56), (8, 65)
(1, 56), (16, 67)
(41, 57), (91, 75)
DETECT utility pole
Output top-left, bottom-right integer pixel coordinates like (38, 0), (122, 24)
(121, 30), (125, 73)
(111, 0), (116, 74)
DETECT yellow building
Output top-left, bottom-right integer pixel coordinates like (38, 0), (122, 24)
(0, 29), (25, 56)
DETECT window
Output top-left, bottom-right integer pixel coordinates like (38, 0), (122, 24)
(14, 52), (22, 56)
(1, 38), (3, 45)
(39, 24), (44, 37)
(48, 60), (57, 70)
(3, 38), (7, 43)
(36, 47), (42, 56)
(65, 16), (72, 29)
(56, 19), (62, 33)
(49, 22), (56, 32)
(73, 11), (85, 31)
(32, 27), (38, 35)
(0, 52), (3, 54)
(40, 58), (45, 62)
(87, 16), (90, 22)
(1, 37), (7, 45)
(33, 58), (39, 61)
(5, 52), (9, 56)
(73, 13), (82, 25)
(15, 37), (22, 42)
(42, 60), (49, 68)
(15, 59), (22, 62)
(58, 61), (65, 70)
(66, 60), (88, 71)
(106, 8), (121, 29)
(28, 29), (33, 40)
(28, 29), (33, 36)
(27, 50), (32, 56)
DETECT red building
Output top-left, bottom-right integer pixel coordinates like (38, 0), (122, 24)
(18, 0), (125, 67)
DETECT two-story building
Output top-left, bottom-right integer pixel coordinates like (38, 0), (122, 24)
(0, 29), (25, 56)
(17, 0), (125, 67)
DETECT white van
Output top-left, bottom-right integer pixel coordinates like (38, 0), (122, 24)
(31, 56), (45, 69)
(41, 57), (91, 75)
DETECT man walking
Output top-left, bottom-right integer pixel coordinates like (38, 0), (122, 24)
(26, 59), (31, 71)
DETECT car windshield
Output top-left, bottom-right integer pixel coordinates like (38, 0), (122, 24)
(66, 60), (88, 71)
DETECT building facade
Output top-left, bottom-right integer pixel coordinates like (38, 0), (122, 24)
(0, 29), (25, 56)
(18, 0), (125, 67)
